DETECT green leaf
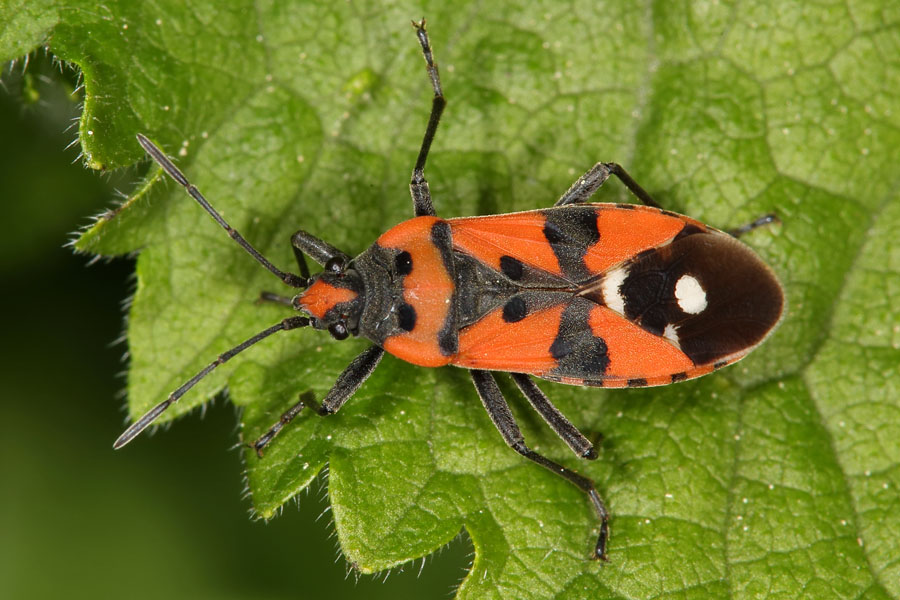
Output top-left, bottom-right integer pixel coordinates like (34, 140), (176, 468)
(5, 1), (898, 597)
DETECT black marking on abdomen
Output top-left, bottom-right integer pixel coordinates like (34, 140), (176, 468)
(542, 206), (600, 283)
(395, 250), (413, 276)
(543, 220), (565, 244)
(500, 255), (524, 281)
(431, 220), (459, 356)
(627, 378), (648, 387)
(671, 371), (688, 383)
(620, 251), (671, 337)
(397, 303), (416, 331)
(439, 328), (457, 355)
(550, 332), (572, 360)
(549, 299), (610, 378)
(502, 296), (527, 323)
(431, 221), (454, 272)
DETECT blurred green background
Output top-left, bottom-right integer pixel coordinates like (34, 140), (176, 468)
(0, 55), (468, 600)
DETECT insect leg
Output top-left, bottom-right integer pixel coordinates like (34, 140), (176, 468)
(113, 316), (311, 449)
(136, 134), (307, 288)
(510, 373), (597, 460)
(251, 345), (385, 456)
(256, 229), (346, 309)
(291, 229), (349, 270)
(557, 160), (781, 237)
(727, 213), (779, 238)
(470, 370), (610, 561)
(290, 240), (310, 280)
(555, 162), (660, 208)
(409, 19), (446, 218)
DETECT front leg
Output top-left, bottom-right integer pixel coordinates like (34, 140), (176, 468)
(408, 19), (446, 217)
(251, 345), (385, 456)
(290, 229), (349, 271)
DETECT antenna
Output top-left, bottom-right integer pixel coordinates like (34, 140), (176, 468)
(114, 316), (310, 448)
(115, 135), (316, 448)
(136, 134), (307, 288)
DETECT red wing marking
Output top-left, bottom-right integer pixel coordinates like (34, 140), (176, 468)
(584, 206), (689, 273)
(449, 212), (562, 276)
(384, 335), (451, 368)
(453, 304), (565, 372)
(589, 305), (694, 379)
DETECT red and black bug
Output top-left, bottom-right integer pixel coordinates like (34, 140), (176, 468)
(115, 20), (784, 561)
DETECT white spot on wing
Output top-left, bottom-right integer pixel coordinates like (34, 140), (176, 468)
(602, 267), (628, 314)
(663, 323), (681, 348)
(675, 274), (707, 314)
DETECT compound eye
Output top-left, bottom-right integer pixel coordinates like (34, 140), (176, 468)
(324, 255), (347, 275)
(328, 322), (349, 340)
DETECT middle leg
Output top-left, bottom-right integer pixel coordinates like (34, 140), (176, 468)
(511, 373), (597, 460)
(251, 345), (385, 456)
(555, 162), (780, 238)
(408, 19), (446, 218)
(555, 162), (660, 208)
(470, 369), (610, 560)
